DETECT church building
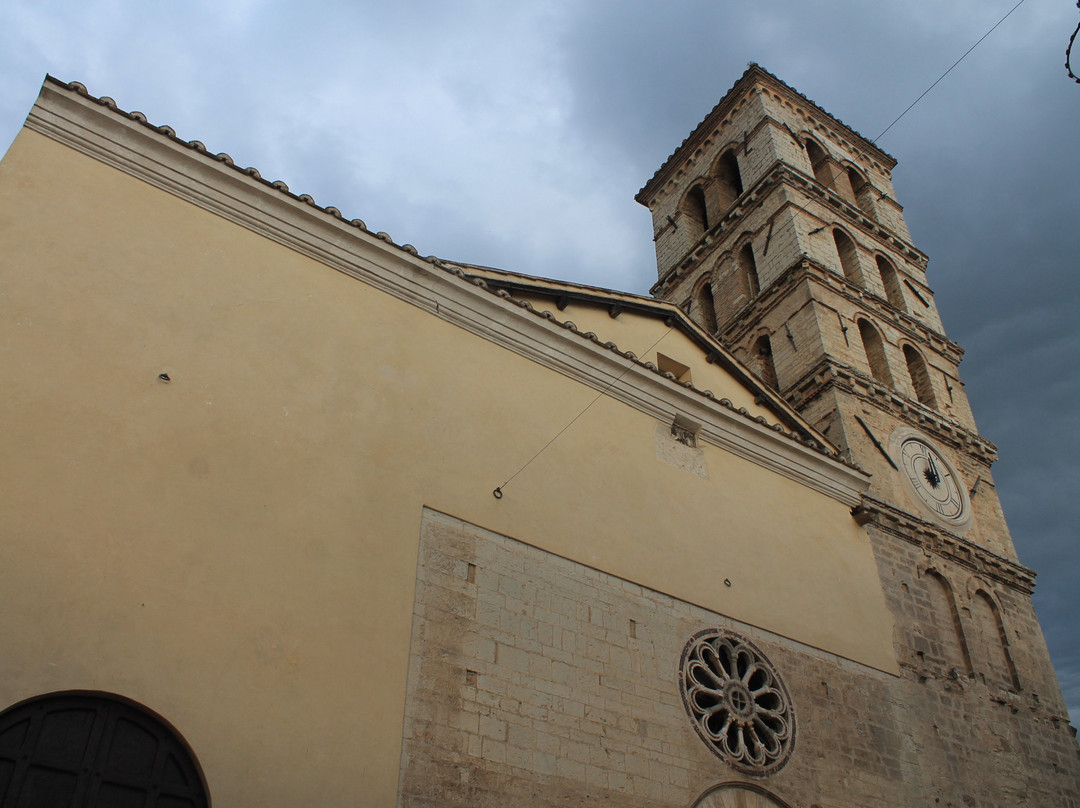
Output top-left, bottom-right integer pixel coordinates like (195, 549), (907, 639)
(0, 65), (1077, 806)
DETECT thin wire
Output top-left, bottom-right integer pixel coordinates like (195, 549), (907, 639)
(874, 0), (1029, 143)
(495, 327), (674, 495)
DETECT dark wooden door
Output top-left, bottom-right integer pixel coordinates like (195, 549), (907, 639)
(0, 693), (208, 807)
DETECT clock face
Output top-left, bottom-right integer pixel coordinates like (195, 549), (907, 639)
(899, 438), (967, 524)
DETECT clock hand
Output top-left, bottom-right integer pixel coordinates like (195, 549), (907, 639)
(924, 452), (941, 488)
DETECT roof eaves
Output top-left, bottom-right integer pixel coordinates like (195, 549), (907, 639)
(37, 76), (850, 471)
(449, 262), (658, 307)
(456, 263), (842, 456)
(40, 75), (448, 271)
(486, 281), (854, 467)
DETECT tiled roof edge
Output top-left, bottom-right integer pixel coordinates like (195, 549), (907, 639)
(38, 76), (857, 473)
(43, 76), (408, 249)
(467, 276), (859, 471)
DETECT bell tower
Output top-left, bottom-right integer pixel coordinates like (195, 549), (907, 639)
(637, 64), (1010, 557)
(637, 66), (1074, 731)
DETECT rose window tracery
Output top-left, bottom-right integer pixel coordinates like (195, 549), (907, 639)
(679, 629), (795, 775)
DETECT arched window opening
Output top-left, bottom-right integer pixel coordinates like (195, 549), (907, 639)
(714, 149), (744, 213)
(804, 138), (833, 188)
(833, 230), (862, 285)
(848, 167), (878, 220)
(737, 242), (760, 299)
(0, 691), (210, 807)
(681, 185), (709, 240)
(754, 334), (779, 390)
(876, 255), (906, 311)
(972, 590), (1020, 689)
(692, 782), (794, 808)
(903, 344), (937, 408)
(696, 282), (717, 332)
(924, 571), (973, 677)
(857, 318), (893, 386)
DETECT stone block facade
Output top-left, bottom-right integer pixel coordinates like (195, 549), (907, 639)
(399, 509), (1080, 807)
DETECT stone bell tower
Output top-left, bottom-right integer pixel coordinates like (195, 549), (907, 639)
(637, 64), (1079, 799)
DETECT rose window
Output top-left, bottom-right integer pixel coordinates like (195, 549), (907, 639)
(679, 629), (795, 775)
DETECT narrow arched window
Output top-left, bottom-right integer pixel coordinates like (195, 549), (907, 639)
(972, 590), (1020, 689)
(0, 692), (210, 807)
(847, 167), (878, 221)
(857, 318), (893, 385)
(754, 334), (779, 390)
(877, 255), (906, 311)
(924, 571), (973, 677)
(804, 138), (832, 188)
(737, 242), (760, 298)
(714, 149), (744, 213)
(696, 282), (717, 332)
(833, 230), (862, 284)
(681, 185), (709, 240)
(903, 344), (937, 407)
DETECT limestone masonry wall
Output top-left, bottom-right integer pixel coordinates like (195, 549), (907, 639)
(398, 510), (1080, 808)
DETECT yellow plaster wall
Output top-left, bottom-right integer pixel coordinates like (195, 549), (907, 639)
(0, 129), (895, 806)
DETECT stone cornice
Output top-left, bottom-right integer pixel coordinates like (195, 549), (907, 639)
(650, 163), (928, 300)
(782, 166), (927, 266)
(802, 263), (962, 364)
(787, 357), (998, 464)
(643, 114), (779, 211)
(637, 64), (896, 205)
(719, 258), (962, 367)
(457, 266), (833, 443)
(477, 291), (868, 505)
(649, 165), (782, 297)
(858, 497), (1035, 594)
(24, 77), (870, 509)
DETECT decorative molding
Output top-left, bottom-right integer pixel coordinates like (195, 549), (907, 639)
(24, 78), (870, 509)
(799, 262), (956, 362)
(860, 496), (1035, 594)
(637, 64), (896, 205)
(785, 358), (998, 463)
(651, 164), (930, 303)
(716, 257), (962, 368)
(680, 629), (796, 775)
(456, 266), (821, 442)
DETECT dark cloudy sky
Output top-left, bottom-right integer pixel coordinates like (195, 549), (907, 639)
(1, 1), (1077, 719)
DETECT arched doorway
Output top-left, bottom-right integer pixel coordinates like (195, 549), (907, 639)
(0, 691), (209, 807)
(692, 781), (794, 808)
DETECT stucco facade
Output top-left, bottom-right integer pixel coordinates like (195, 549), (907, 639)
(0, 68), (1076, 806)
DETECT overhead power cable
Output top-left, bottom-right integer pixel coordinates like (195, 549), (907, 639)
(493, 327), (673, 498)
(874, 0), (1029, 143)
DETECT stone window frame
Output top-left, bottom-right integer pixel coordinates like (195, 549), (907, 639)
(901, 342), (937, 408)
(875, 253), (907, 312)
(681, 183), (710, 241)
(735, 236), (761, 300)
(964, 577), (1022, 691)
(679, 628), (796, 776)
(856, 317), (894, 386)
(832, 227), (865, 287)
(693, 275), (719, 333)
(711, 146), (745, 215)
